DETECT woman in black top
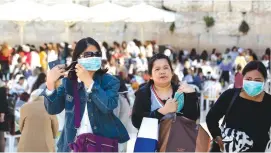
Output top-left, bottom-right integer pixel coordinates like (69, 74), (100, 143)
(206, 61), (271, 152)
(0, 73), (8, 152)
(132, 53), (199, 129)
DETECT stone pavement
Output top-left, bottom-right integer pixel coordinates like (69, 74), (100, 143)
(5, 110), (210, 152)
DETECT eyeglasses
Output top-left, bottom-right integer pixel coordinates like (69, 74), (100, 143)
(79, 51), (102, 59)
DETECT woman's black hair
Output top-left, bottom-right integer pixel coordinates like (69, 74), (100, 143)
(225, 48), (230, 54)
(31, 73), (46, 93)
(39, 46), (45, 51)
(190, 48), (197, 60)
(17, 45), (23, 52)
(212, 48), (216, 54)
(66, 37), (107, 80)
(102, 41), (109, 50)
(265, 48), (270, 56)
(242, 61), (267, 80)
(200, 50), (208, 61)
(232, 46), (237, 51)
(148, 53), (173, 76)
(178, 50), (184, 63)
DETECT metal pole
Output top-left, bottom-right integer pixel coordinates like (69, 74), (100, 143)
(140, 23), (144, 42)
(65, 24), (70, 42)
(16, 21), (26, 45)
(20, 24), (24, 45)
(197, 33), (201, 51)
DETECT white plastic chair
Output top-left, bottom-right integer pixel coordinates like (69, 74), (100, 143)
(189, 84), (200, 93)
(227, 83), (234, 89)
(202, 83), (219, 112)
(4, 132), (21, 152)
(265, 79), (271, 94)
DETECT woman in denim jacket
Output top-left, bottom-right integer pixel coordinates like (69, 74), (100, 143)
(42, 37), (129, 152)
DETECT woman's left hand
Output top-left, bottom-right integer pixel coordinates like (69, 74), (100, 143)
(75, 64), (94, 87)
(0, 113), (5, 123)
(177, 82), (195, 93)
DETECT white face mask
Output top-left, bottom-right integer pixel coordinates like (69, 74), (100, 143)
(77, 57), (102, 71)
(243, 80), (265, 97)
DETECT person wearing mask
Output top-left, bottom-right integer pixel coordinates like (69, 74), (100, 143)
(27, 67), (41, 93)
(0, 73), (8, 152)
(31, 72), (46, 92)
(39, 46), (47, 72)
(18, 89), (58, 152)
(30, 45), (41, 70)
(42, 37), (129, 152)
(131, 53), (199, 135)
(246, 49), (258, 62)
(219, 55), (233, 87)
(11, 77), (27, 95)
(262, 48), (270, 70)
(0, 43), (11, 81)
(234, 64), (243, 88)
(200, 50), (209, 61)
(47, 43), (58, 63)
(193, 68), (205, 90)
(206, 61), (271, 152)
(229, 46), (239, 62)
(202, 73), (222, 108)
(145, 41), (153, 62)
(234, 48), (247, 71)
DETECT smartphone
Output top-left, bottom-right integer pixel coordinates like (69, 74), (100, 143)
(48, 60), (66, 79)
(66, 61), (78, 80)
(48, 60), (66, 70)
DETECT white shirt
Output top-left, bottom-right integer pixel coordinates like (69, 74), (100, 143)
(46, 80), (94, 134)
(30, 51), (41, 70)
(47, 50), (58, 63)
(77, 103), (93, 134)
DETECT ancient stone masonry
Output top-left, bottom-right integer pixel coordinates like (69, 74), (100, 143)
(0, 0), (270, 54)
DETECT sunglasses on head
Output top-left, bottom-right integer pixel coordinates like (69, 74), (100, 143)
(79, 51), (102, 58)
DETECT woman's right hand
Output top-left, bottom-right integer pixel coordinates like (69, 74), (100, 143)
(46, 65), (66, 90)
(0, 113), (5, 123)
(215, 136), (224, 151)
(159, 98), (178, 115)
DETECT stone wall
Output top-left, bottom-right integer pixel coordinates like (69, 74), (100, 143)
(0, 0), (270, 55)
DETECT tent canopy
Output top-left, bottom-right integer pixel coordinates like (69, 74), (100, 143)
(41, 3), (91, 22)
(88, 2), (128, 23)
(0, 0), (47, 21)
(125, 3), (175, 23)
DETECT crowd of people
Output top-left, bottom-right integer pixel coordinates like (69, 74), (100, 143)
(0, 36), (270, 152)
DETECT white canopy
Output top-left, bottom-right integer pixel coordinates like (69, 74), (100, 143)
(125, 3), (175, 22)
(88, 2), (128, 23)
(41, 3), (91, 22)
(0, 0), (47, 21)
(0, 0), (48, 45)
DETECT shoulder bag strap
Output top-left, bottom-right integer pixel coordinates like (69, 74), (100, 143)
(73, 80), (81, 129)
(221, 88), (241, 127)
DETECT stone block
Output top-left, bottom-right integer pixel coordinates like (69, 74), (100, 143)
(253, 1), (271, 13)
(230, 1), (253, 12)
(213, 1), (230, 12)
(163, 0), (189, 12)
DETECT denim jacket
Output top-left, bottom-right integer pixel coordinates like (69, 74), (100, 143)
(42, 73), (130, 152)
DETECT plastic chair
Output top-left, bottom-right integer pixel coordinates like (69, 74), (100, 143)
(188, 84), (200, 93)
(4, 132), (21, 152)
(265, 79), (271, 94)
(202, 85), (219, 112)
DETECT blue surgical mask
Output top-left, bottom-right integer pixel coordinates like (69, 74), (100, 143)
(174, 92), (184, 112)
(243, 80), (265, 97)
(77, 57), (102, 71)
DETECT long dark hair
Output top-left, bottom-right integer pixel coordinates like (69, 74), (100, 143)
(242, 61), (267, 80)
(31, 73), (46, 93)
(148, 53), (174, 85)
(66, 37), (107, 80)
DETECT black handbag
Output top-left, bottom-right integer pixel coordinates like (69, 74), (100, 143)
(209, 89), (241, 152)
